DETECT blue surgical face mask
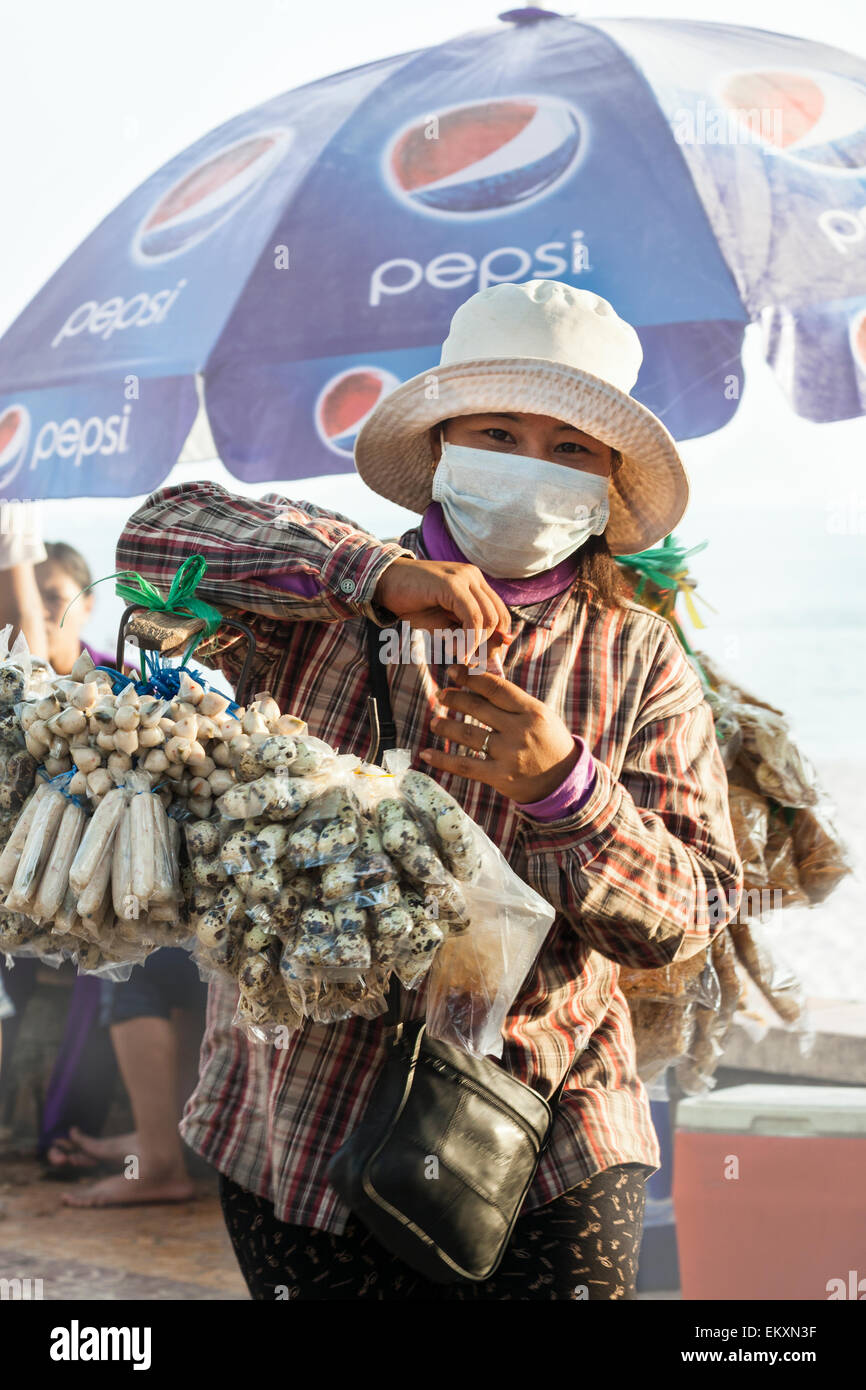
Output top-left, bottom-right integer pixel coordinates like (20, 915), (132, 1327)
(431, 430), (611, 578)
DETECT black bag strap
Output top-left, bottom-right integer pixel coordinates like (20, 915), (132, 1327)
(364, 620), (402, 1027)
(362, 620), (569, 1115)
(365, 618), (398, 765)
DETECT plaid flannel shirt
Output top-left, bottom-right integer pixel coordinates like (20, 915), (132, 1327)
(117, 482), (743, 1233)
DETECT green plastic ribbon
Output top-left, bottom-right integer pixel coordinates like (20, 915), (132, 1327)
(61, 554), (223, 674)
(614, 533), (710, 601)
(614, 533), (716, 692)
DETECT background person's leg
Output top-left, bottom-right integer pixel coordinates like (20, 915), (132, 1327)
(41, 974), (118, 1165)
(62, 948), (204, 1207)
(63, 1013), (194, 1207)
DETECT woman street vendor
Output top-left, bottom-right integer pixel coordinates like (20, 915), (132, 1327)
(117, 279), (743, 1301)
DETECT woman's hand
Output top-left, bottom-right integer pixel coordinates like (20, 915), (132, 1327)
(374, 558), (511, 661)
(420, 665), (579, 803)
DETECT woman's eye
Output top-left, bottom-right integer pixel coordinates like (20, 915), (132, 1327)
(484, 428), (513, 443)
(556, 441), (589, 454)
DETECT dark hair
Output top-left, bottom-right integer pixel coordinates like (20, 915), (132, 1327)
(569, 527), (632, 611)
(568, 447), (633, 612)
(433, 420), (633, 612)
(39, 542), (92, 593)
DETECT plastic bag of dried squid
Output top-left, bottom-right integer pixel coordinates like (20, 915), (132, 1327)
(0, 906), (66, 967)
(728, 918), (813, 1043)
(790, 798), (853, 904)
(630, 996), (699, 1085)
(0, 634), (40, 817)
(0, 625), (53, 707)
(618, 949), (720, 1011)
(673, 930), (743, 1096)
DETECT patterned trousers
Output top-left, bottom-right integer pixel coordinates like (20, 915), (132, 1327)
(219, 1163), (647, 1301)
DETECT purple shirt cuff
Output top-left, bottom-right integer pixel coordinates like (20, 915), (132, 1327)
(515, 737), (597, 820)
(263, 569), (322, 597)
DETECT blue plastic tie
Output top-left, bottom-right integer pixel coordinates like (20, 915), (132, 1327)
(44, 766), (87, 808)
(93, 655), (238, 713)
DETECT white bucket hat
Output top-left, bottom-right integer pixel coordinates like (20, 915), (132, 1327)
(354, 279), (690, 556)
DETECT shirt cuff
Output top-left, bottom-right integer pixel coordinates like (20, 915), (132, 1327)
(515, 737), (597, 821)
(516, 757), (625, 871)
(263, 539), (414, 619)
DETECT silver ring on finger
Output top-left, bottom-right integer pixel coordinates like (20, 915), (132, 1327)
(478, 728), (493, 760)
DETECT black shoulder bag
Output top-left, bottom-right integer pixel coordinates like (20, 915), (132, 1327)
(325, 620), (567, 1285)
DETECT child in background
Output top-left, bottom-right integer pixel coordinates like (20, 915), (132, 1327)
(35, 542), (114, 673)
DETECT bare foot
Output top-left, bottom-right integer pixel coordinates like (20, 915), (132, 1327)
(66, 1126), (139, 1164)
(45, 1138), (102, 1172)
(62, 1170), (195, 1208)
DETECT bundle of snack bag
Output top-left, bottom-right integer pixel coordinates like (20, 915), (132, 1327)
(187, 741), (555, 1049)
(614, 538), (851, 1092)
(187, 744), (453, 1039)
(0, 624), (52, 840)
(0, 643), (245, 974)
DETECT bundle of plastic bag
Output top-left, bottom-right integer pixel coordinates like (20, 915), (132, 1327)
(608, 561), (840, 1089)
(0, 627), (50, 871)
(356, 753), (556, 1059)
(187, 754), (425, 1037)
(694, 647), (852, 907)
(702, 683), (743, 770)
(0, 765), (187, 977)
(10, 642), (309, 819)
(673, 931), (743, 1096)
(620, 950), (720, 1088)
(0, 642), (271, 970)
(187, 740), (556, 1050)
(187, 745), (379, 1036)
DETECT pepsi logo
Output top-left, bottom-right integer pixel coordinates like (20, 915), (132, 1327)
(718, 68), (866, 173)
(133, 129), (292, 262)
(850, 309), (866, 372)
(385, 96), (583, 217)
(314, 368), (400, 458)
(0, 405), (30, 492)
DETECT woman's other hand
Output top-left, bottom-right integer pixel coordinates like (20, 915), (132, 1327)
(421, 665), (579, 803)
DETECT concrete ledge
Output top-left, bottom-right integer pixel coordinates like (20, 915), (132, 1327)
(719, 998), (866, 1085)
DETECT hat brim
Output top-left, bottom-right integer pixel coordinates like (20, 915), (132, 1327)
(353, 357), (689, 555)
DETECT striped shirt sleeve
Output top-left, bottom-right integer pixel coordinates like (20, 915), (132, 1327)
(115, 481), (414, 625)
(516, 622), (744, 969)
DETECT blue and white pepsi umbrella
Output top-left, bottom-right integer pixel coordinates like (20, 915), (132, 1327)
(1, 8), (865, 500)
